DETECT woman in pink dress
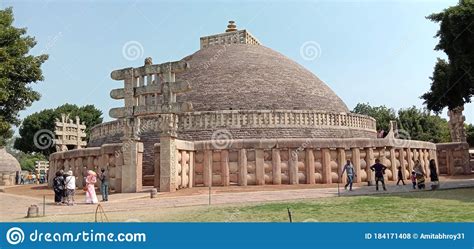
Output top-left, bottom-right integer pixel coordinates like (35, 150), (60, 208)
(85, 170), (98, 204)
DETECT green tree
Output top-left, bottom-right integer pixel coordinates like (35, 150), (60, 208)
(0, 7), (48, 146)
(18, 153), (46, 172)
(397, 106), (450, 143)
(14, 104), (103, 156)
(352, 103), (397, 131)
(466, 123), (474, 147)
(421, 0), (474, 113)
(5, 136), (46, 171)
(353, 103), (451, 143)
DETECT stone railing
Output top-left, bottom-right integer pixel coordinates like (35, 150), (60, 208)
(48, 144), (125, 192)
(154, 140), (195, 190)
(179, 110), (376, 131)
(200, 29), (261, 49)
(90, 119), (126, 142)
(90, 110), (377, 141)
(153, 137), (437, 190)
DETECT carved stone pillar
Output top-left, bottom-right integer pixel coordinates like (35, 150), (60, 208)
(365, 148), (375, 185)
(221, 150), (230, 186)
(203, 150), (212, 187)
(289, 149), (298, 185)
(238, 149), (247, 186)
(305, 149), (315, 184)
(322, 148), (331, 184)
(389, 148), (397, 181)
(448, 106), (467, 142)
(159, 114), (179, 192)
(121, 118), (143, 193)
(352, 148), (361, 183)
(272, 149), (281, 185)
(255, 149), (265, 185)
(337, 148), (346, 184)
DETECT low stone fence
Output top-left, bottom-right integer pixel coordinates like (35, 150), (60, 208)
(48, 144), (125, 192)
(90, 110), (377, 142)
(154, 137), (437, 191)
(154, 140), (195, 190)
(436, 142), (470, 175)
(0, 171), (16, 186)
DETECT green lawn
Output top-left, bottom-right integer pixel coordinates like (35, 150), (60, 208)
(22, 188), (474, 222)
(162, 188), (474, 222)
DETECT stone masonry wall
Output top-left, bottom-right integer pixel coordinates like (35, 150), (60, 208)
(436, 142), (470, 175)
(49, 144), (124, 192)
(89, 110), (377, 185)
(153, 137), (438, 190)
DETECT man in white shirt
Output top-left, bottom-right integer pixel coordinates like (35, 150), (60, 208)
(65, 170), (76, 206)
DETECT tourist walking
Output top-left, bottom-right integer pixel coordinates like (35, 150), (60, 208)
(413, 160), (425, 189)
(341, 160), (356, 191)
(99, 168), (109, 202)
(85, 170), (98, 204)
(396, 166), (406, 185)
(429, 159), (439, 190)
(52, 171), (65, 205)
(65, 170), (76, 205)
(370, 159), (387, 191)
(410, 170), (417, 189)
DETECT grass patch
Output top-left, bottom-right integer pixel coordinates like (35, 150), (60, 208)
(19, 188), (473, 222)
(151, 188), (474, 222)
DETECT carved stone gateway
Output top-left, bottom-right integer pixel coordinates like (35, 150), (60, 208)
(54, 114), (87, 152)
(447, 106), (467, 143)
(110, 58), (192, 192)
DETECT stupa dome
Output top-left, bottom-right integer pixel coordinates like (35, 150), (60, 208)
(176, 44), (349, 113)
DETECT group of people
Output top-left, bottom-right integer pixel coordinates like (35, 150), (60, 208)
(16, 172), (47, 185)
(341, 158), (439, 191)
(410, 159), (439, 190)
(52, 168), (109, 206)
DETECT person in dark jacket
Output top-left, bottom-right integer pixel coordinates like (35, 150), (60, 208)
(370, 159), (387, 191)
(429, 159), (439, 190)
(410, 170), (417, 189)
(99, 168), (109, 202)
(396, 166), (405, 185)
(53, 171), (65, 205)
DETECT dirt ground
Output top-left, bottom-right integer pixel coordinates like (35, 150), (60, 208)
(0, 175), (472, 222)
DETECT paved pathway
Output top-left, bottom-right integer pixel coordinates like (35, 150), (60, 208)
(1, 178), (473, 221)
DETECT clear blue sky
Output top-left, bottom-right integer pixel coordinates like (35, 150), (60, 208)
(3, 0), (473, 128)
